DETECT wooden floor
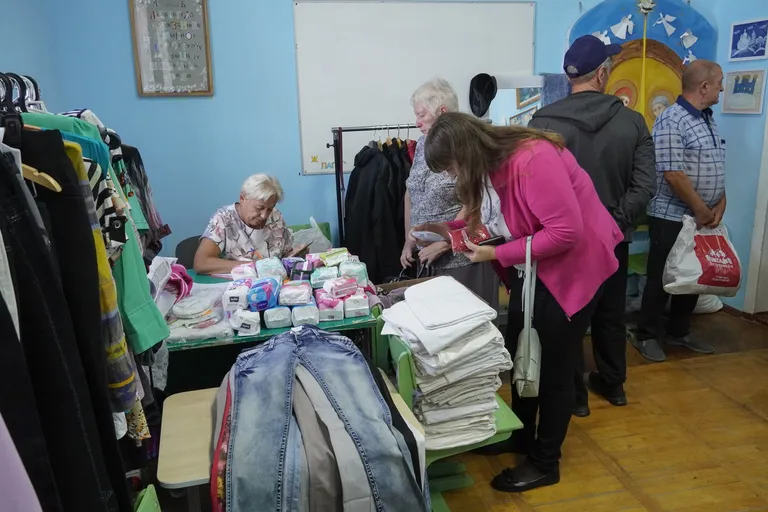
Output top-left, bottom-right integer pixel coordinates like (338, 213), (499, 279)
(445, 312), (768, 511)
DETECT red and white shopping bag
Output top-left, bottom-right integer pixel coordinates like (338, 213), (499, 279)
(663, 215), (741, 297)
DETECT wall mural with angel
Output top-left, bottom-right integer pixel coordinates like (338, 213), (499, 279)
(570, 0), (717, 129)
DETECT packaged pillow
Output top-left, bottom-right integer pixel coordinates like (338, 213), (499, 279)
(292, 302), (320, 327)
(282, 257), (305, 275)
(228, 309), (261, 336)
(319, 248), (350, 267)
(222, 278), (253, 312)
(339, 261), (369, 287)
(247, 277), (281, 312)
(264, 307), (292, 329)
(322, 276), (358, 299)
(232, 263), (257, 280)
(256, 257), (288, 280)
(279, 281), (313, 306)
(310, 266), (339, 289)
(344, 288), (370, 318)
(315, 289), (344, 322)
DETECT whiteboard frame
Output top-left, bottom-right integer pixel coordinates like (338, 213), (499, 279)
(129, 0), (215, 97)
(292, 0), (537, 175)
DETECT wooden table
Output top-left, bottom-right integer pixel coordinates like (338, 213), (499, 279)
(157, 372), (421, 512)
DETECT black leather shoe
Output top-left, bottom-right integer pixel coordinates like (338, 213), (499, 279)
(491, 459), (560, 493)
(588, 372), (628, 407)
(572, 404), (591, 417)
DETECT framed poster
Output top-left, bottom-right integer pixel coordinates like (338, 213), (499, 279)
(129, 0), (214, 96)
(510, 106), (538, 127)
(516, 87), (541, 109)
(729, 19), (767, 62)
(722, 70), (766, 115)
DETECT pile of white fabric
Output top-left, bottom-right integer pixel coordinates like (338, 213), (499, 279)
(381, 277), (512, 450)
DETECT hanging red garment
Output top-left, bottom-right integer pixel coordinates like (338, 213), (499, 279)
(406, 139), (417, 164)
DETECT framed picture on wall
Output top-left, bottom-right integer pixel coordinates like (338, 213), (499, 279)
(516, 88), (541, 109)
(729, 19), (767, 62)
(129, 0), (214, 96)
(722, 70), (766, 115)
(510, 106), (538, 127)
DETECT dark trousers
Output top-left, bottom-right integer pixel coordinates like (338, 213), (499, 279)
(575, 243), (629, 403)
(0, 136), (119, 511)
(637, 217), (698, 341)
(506, 270), (600, 472)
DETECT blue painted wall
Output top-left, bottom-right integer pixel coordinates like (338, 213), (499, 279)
(0, 0), (64, 111)
(713, 0), (767, 309)
(489, 89), (540, 126)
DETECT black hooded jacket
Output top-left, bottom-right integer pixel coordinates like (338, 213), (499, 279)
(529, 91), (656, 238)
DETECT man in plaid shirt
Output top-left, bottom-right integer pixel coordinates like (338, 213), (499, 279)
(634, 60), (725, 362)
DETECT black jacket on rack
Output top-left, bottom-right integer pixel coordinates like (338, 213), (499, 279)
(345, 144), (409, 284)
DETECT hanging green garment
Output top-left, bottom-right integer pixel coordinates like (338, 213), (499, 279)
(22, 112), (169, 353)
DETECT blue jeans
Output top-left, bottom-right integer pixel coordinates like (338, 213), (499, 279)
(227, 326), (427, 512)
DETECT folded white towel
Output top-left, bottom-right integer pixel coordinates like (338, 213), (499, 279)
(382, 301), (493, 355)
(423, 413), (496, 435)
(404, 276), (497, 330)
(425, 425), (496, 450)
(417, 397), (499, 425)
(413, 324), (504, 376)
(420, 375), (502, 405)
(416, 351), (512, 394)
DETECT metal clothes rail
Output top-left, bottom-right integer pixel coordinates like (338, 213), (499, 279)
(327, 124), (417, 245)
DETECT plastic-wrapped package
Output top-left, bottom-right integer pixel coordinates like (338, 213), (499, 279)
(305, 253), (324, 269)
(247, 277), (281, 312)
(282, 257), (305, 275)
(315, 289), (344, 322)
(322, 276), (358, 299)
(279, 281), (313, 306)
(167, 317), (234, 343)
(256, 257), (288, 280)
(310, 266), (339, 289)
(168, 305), (224, 329)
(291, 262), (313, 282)
(292, 301), (320, 327)
(264, 307), (292, 329)
(319, 248), (350, 267)
(344, 288), (370, 318)
(448, 225), (492, 253)
(339, 261), (369, 286)
(172, 290), (219, 319)
(232, 263), (257, 280)
(222, 278), (254, 312)
(228, 309), (262, 336)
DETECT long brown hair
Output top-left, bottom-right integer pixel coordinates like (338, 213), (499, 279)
(425, 112), (564, 230)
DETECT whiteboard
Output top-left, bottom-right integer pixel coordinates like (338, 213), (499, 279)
(293, 1), (535, 174)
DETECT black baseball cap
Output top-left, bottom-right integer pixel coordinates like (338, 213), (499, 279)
(563, 35), (622, 78)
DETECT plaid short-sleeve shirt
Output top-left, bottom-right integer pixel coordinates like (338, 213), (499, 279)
(647, 96), (726, 221)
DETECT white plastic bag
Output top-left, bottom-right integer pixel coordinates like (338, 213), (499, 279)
(663, 216), (741, 297)
(291, 217), (332, 253)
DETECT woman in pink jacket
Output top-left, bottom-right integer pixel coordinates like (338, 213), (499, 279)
(414, 113), (623, 492)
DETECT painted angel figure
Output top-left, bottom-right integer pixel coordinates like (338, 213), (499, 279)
(680, 29), (698, 49)
(611, 14), (635, 40)
(654, 13), (677, 37)
(683, 50), (698, 65)
(592, 30), (612, 45)
(637, 0), (656, 14)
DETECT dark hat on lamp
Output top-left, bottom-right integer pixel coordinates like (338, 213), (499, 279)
(563, 35), (622, 78)
(469, 73), (498, 117)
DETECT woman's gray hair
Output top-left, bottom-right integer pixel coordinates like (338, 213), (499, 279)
(652, 95), (670, 107)
(411, 78), (459, 115)
(240, 174), (284, 202)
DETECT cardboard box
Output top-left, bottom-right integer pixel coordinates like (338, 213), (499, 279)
(376, 277), (436, 293)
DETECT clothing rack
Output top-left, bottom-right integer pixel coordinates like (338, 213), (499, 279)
(327, 124), (417, 245)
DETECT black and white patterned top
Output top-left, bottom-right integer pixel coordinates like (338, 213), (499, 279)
(406, 136), (469, 269)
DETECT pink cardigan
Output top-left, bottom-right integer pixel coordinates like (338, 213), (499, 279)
(448, 140), (623, 318)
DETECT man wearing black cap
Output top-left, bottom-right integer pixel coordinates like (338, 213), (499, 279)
(529, 35), (656, 416)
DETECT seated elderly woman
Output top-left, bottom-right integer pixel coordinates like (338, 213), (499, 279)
(193, 174), (293, 274)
